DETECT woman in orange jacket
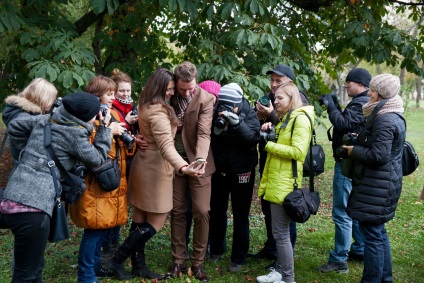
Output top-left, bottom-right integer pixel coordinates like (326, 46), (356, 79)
(69, 76), (135, 283)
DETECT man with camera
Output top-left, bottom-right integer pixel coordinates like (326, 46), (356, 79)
(316, 68), (371, 273)
(209, 83), (260, 272)
(251, 64), (307, 265)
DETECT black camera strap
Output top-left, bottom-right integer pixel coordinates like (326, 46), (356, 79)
(366, 98), (388, 126)
(290, 113), (315, 192)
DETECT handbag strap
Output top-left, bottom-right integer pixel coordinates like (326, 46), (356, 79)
(44, 121), (78, 190)
(290, 112), (315, 192)
(43, 123), (61, 203)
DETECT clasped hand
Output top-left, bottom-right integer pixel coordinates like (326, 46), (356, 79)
(219, 111), (240, 126)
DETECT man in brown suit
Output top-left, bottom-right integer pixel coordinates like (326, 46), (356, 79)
(166, 62), (215, 282)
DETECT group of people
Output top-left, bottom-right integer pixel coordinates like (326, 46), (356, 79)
(0, 61), (406, 283)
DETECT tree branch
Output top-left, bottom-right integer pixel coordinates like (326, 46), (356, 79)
(74, 10), (107, 36)
(389, 0), (424, 6)
(285, 0), (334, 12)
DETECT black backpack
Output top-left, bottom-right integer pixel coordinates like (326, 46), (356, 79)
(394, 113), (419, 176)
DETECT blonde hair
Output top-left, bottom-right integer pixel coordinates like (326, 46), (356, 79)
(275, 83), (303, 115)
(18, 78), (58, 114)
(110, 68), (132, 86)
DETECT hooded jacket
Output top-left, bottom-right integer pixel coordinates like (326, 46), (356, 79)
(258, 105), (314, 204)
(2, 95), (44, 163)
(3, 106), (111, 217)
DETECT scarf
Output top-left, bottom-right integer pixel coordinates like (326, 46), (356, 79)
(175, 94), (192, 130)
(116, 97), (133, 105)
(362, 94), (404, 118)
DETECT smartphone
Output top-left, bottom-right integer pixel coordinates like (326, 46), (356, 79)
(193, 159), (206, 169)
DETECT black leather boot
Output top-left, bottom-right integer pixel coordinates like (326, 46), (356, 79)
(131, 223), (164, 280)
(105, 223), (152, 280)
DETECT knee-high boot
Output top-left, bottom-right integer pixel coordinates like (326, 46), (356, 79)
(105, 222), (154, 280)
(131, 223), (164, 280)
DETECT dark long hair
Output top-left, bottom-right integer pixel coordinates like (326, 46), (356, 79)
(138, 68), (177, 124)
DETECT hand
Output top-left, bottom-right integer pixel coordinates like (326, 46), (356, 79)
(125, 112), (138, 125)
(256, 101), (274, 118)
(318, 95), (329, 107)
(108, 122), (126, 136)
(330, 93), (339, 105)
(219, 111), (239, 126)
(182, 161), (207, 177)
(98, 108), (112, 125)
(135, 133), (148, 152)
(261, 122), (273, 132)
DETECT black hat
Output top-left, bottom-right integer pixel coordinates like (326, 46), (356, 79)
(266, 64), (295, 80)
(345, 68), (371, 87)
(62, 92), (100, 122)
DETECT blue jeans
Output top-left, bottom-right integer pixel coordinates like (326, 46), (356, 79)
(102, 226), (121, 247)
(329, 161), (364, 263)
(359, 223), (393, 283)
(78, 229), (105, 283)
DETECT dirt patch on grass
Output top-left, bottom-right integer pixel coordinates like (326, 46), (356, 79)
(0, 128), (14, 187)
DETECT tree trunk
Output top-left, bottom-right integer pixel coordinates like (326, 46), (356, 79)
(376, 64), (382, 74)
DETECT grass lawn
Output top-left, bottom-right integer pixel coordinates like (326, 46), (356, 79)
(1, 100), (423, 282)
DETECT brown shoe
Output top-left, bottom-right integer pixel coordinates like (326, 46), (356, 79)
(192, 264), (208, 282)
(166, 263), (187, 278)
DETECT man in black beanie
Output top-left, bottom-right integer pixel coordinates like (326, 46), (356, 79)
(317, 68), (370, 273)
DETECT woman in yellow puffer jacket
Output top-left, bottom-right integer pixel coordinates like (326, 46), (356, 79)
(257, 82), (314, 283)
(69, 76), (135, 283)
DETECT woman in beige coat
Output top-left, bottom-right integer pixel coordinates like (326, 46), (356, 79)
(105, 68), (204, 280)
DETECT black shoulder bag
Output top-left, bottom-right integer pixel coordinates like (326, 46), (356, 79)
(283, 113), (321, 223)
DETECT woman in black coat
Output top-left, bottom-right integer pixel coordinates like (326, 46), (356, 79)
(344, 74), (405, 283)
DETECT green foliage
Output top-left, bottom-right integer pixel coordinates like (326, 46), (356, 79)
(1, 0), (424, 105)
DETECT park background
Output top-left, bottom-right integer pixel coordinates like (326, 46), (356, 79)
(1, 0), (424, 282)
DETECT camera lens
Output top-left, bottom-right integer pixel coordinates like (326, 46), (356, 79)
(215, 117), (227, 129)
(259, 96), (270, 106)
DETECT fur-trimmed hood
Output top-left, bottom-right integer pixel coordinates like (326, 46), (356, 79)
(2, 95), (43, 126)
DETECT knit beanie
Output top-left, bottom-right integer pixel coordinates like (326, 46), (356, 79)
(218, 83), (243, 108)
(62, 92), (101, 122)
(370, 74), (400, 99)
(198, 80), (221, 99)
(345, 68), (372, 87)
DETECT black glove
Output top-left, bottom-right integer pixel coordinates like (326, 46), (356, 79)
(330, 93), (339, 105)
(318, 95), (329, 107)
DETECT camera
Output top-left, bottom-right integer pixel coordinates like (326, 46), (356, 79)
(259, 126), (277, 143)
(258, 96), (270, 106)
(215, 116), (228, 130)
(51, 97), (63, 113)
(335, 133), (358, 159)
(119, 129), (135, 149)
(99, 104), (109, 118)
(71, 162), (88, 179)
(130, 106), (138, 115)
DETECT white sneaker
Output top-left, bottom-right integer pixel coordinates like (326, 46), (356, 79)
(256, 268), (282, 283)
